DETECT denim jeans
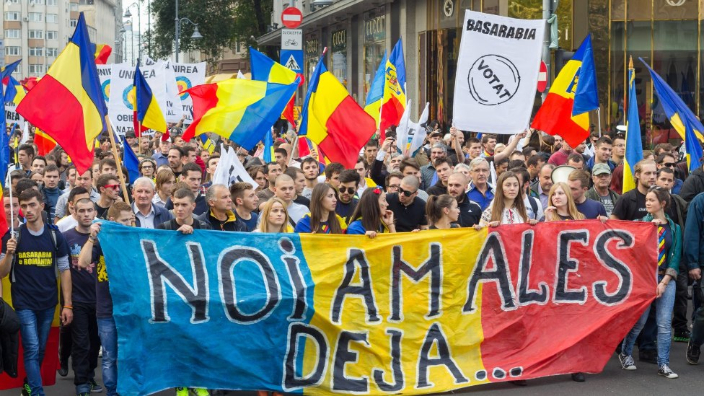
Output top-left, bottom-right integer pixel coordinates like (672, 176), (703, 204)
(16, 307), (56, 396)
(97, 317), (118, 396)
(622, 276), (676, 366)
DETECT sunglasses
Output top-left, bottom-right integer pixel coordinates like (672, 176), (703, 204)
(104, 184), (120, 190)
(660, 163), (675, 168)
(338, 186), (356, 194)
(398, 187), (416, 197)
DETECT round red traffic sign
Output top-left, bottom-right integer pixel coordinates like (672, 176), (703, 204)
(281, 7), (303, 29)
(537, 61), (548, 93)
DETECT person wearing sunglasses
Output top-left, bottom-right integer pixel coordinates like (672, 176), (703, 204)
(656, 153), (683, 195)
(385, 175), (428, 232)
(335, 170), (360, 224)
(94, 174), (120, 220)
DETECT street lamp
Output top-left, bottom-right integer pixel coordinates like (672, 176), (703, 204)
(124, 2), (141, 63)
(174, 0), (202, 63)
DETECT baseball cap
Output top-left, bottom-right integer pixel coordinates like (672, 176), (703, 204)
(592, 163), (611, 176)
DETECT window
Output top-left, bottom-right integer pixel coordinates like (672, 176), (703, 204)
(30, 0), (45, 4)
(5, 0), (19, 3)
(5, 47), (21, 56)
(5, 29), (20, 39)
(29, 64), (44, 74)
(70, 2), (78, 10)
(28, 12), (43, 22)
(47, 30), (58, 39)
(46, 13), (58, 23)
(4, 12), (20, 21)
(47, 0), (57, 4)
(46, 48), (58, 57)
(70, 19), (77, 27)
(29, 30), (44, 39)
(29, 47), (43, 56)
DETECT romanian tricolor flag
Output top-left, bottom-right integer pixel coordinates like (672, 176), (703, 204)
(364, 51), (386, 127)
(623, 59), (642, 193)
(182, 78), (299, 150)
(94, 44), (112, 65)
(16, 13), (107, 174)
(35, 129), (57, 156)
(134, 63), (167, 136)
(379, 39), (406, 139)
(532, 35), (599, 148)
(642, 58), (704, 144)
(298, 53), (376, 169)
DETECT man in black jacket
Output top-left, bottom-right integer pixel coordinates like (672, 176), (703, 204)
(196, 184), (246, 232)
(680, 164), (704, 202)
(157, 188), (211, 232)
(447, 172), (481, 227)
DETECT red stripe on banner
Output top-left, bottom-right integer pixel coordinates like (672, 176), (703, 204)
(478, 222), (657, 379)
(320, 96), (376, 169)
(17, 75), (95, 173)
(531, 93), (589, 148)
(0, 327), (60, 390)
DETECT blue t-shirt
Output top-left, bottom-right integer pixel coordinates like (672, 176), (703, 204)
(63, 228), (97, 304)
(576, 198), (607, 219)
(240, 212), (259, 232)
(93, 243), (112, 318)
(3, 225), (70, 310)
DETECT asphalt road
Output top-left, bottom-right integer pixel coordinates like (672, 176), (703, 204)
(2, 341), (702, 396)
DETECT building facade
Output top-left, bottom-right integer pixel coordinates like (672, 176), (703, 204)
(2, 0), (120, 77)
(258, 0), (697, 147)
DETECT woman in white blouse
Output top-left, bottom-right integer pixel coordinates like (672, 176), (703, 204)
(479, 171), (539, 227)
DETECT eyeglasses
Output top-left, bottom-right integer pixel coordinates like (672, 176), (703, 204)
(398, 187), (416, 197)
(104, 184), (120, 190)
(338, 186), (356, 194)
(387, 184), (400, 190)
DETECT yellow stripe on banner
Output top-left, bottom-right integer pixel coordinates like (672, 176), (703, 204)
(196, 79), (268, 139)
(623, 160), (636, 193)
(46, 42), (104, 151)
(299, 229), (489, 395)
(305, 72), (349, 145)
(547, 59), (582, 100)
(143, 97), (167, 133)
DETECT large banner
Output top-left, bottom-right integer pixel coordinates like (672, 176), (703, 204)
(108, 62), (171, 134)
(99, 221), (656, 396)
(453, 10), (545, 134)
(172, 62), (206, 124)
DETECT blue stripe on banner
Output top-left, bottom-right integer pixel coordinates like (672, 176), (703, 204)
(99, 222), (315, 395)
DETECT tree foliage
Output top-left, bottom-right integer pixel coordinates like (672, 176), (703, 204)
(149, 0), (274, 64)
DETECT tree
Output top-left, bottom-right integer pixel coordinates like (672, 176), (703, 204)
(149, 0), (274, 65)
(150, 0), (238, 64)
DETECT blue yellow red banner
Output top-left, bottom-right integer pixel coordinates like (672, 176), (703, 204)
(98, 221), (657, 396)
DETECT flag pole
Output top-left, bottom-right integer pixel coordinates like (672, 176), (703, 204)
(105, 116), (131, 203)
(138, 123), (142, 155)
(597, 107), (603, 137)
(7, 171), (14, 237)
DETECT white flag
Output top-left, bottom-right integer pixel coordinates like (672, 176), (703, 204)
(407, 102), (430, 156)
(20, 122), (30, 145)
(237, 70), (245, 79)
(212, 145), (257, 187)
(453, 10), (545, 134)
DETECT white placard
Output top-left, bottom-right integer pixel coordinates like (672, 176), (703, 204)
(281, 29), (302, 50)
(453, 10), (545, 134)
(172, 62), (206, 124)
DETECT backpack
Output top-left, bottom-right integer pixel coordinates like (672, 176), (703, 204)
(10, 224), (60, 283)
(527, 196), (539, 220)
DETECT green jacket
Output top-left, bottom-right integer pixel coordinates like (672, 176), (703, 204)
(641, 213), (681, 276)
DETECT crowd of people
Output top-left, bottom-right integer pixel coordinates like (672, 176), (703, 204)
(2, 120), (704, 396)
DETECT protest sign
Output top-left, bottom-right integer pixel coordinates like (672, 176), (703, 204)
(172, 62), (206, 124)
(5, 102), (23, 126)
(108, 62), (169, 135)
(100, 220), (656, 395)
(453, 10), (545, 134)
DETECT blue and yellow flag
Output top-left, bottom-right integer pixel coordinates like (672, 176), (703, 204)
(199, 134), (215, 155)
(642, 58), (704, 144)
(623, 59), (642, 193)
(134, 63), (167, 134)
(685, 119), (703, 171)
(364, 51), (387, 126)
(532, 35), (599, 148)
(251, 47), (298, 85)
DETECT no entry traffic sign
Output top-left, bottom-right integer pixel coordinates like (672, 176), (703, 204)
(537, 61), (548, 92)
(281, 7), (303, 29)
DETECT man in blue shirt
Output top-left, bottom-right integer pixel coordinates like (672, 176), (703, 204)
(0, 188), (72, 396)
(568, 169), (608, 220)
(466, 158), (494, 211)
